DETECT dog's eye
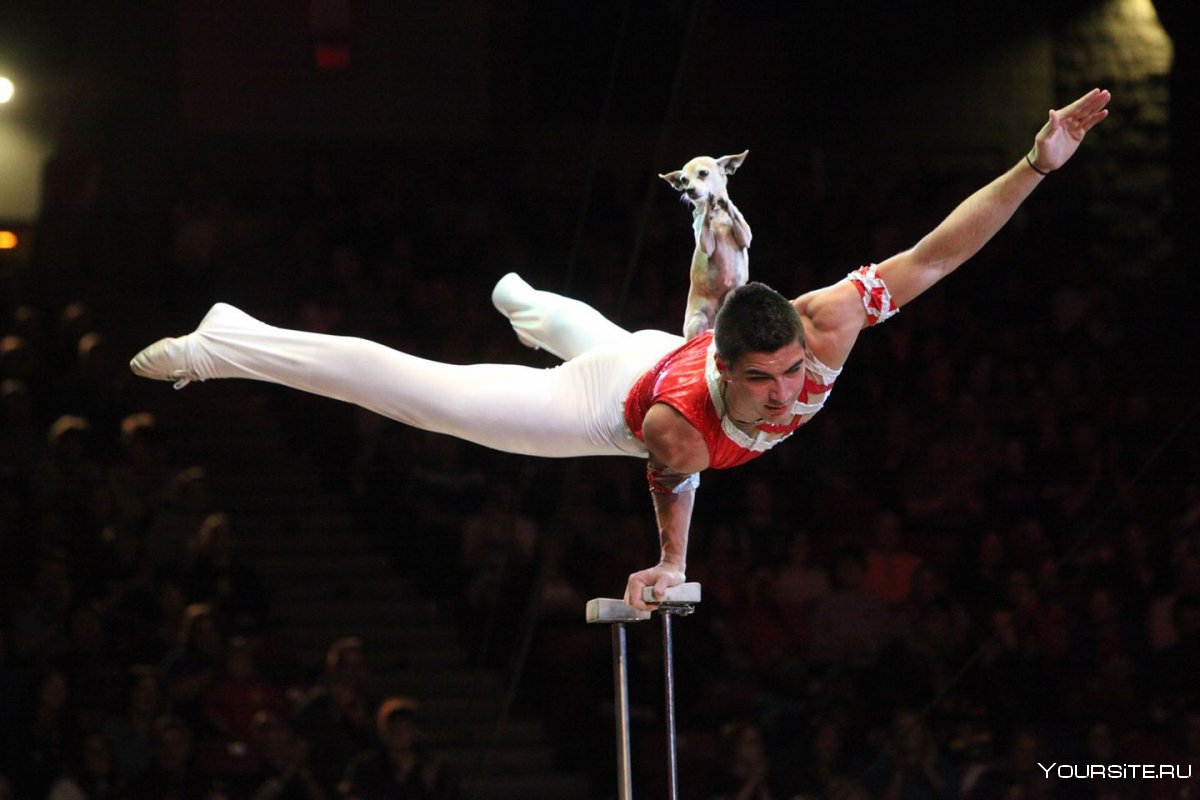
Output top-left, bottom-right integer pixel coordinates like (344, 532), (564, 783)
(698, 169), (709, 178)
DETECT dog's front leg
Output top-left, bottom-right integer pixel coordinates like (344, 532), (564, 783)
(725, 198), (753, 249)
(699, 204), (717, 257)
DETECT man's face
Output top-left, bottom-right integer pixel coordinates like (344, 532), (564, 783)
(719, 339), (807, 422)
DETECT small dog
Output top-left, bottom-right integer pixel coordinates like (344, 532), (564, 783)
(659, 150), (752, 340)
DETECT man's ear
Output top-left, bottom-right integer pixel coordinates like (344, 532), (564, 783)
(658, 170), (684, 191)
(715, 355), (730, 380)
(717, 150), (748, 176)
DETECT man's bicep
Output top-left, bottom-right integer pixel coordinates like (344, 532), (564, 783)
(642, 403), (709, 473)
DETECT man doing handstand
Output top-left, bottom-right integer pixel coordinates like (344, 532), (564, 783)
(131, 89), (1110, 610)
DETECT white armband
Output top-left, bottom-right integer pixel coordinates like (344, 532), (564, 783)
(847, 264), (899, 326)
(647, 464), (700, 495)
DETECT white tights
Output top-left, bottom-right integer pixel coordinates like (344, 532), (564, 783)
(186, 274), (683, 459)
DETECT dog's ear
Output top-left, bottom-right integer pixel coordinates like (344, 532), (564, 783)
(659, 171), (685, 191)
(717, 150), (749, 176)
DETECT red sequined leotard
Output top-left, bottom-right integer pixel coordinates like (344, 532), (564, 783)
(623, 330), (841, 469)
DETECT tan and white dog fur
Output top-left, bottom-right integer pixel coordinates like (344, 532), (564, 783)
(659, 150), (752, 340)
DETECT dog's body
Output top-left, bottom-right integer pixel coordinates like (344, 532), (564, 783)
(660, 151), (752, 340)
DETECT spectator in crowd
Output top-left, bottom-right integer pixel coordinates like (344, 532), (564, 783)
(793, 720), (860, 800)
(2, 665), (78, 798)
(46, 730), (127, 800)
(33, 414), (103, 545)
(458, 480), (540, 665)
(241, 711), (328, 800)
(705, 720), (794, 800)
(146, 466), (215, 575)
(339, 696), (461, 800)
(808, 545), (896, 667)
(1147, 551), (1200, 652)
(160, 603), (225, 730)
(202, 635), (291, 744)
(106, 411), (170, 531)
(1149, 594), (1200, 719)
(7, 554), (75, 666)
(128, 714), (214, 800)
(294, 637), (379, 795)
(0, 378), (43, 480)
(766, 529), (830, 640)
(863, 510), (924, 606)
(103, 665), (166, 785)
(863, 709), (960, 800)
(185, 513), (270, 633)
(60, 598), (125, 729)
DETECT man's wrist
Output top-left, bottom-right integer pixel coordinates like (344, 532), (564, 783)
(660, 557), (686, 572)
(1025, 151), (1050, 177)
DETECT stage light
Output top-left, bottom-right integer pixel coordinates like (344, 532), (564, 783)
(0, 77), (14, 104)
(0, 231), (18, 249)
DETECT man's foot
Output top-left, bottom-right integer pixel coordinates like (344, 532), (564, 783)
(128, 302), (249, 389)
(491, 272), (531, 314)
(129, 334), (197, 389)
(491, 272), (542, 351)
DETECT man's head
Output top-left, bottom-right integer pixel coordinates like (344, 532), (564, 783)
(714, 282), (804, 367)
(713, 282), (807, 423)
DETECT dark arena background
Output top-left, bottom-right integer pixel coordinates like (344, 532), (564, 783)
(1, 2), (1197, 799)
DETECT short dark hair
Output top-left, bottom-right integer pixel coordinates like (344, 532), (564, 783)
(713, 282), (805, 366)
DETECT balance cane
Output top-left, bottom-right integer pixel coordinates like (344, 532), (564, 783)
(586, 583), (702, 800)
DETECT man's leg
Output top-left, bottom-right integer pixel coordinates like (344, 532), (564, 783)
(130, 303), (667, 459)
(492, 272), (630, 361)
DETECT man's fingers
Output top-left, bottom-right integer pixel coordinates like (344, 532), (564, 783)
(1062, 88), (1110, 121)
(626, 576), (648, 610)
(1082, 108), (1109, 132)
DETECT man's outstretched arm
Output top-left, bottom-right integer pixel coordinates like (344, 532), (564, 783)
(875, 88), (1110, 310)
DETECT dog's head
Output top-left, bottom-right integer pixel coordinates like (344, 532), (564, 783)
(659, 150), (748, 205)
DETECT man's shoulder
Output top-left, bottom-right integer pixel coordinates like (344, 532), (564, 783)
(796, 281), (866, 333)
(793, 282), (864, 370)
